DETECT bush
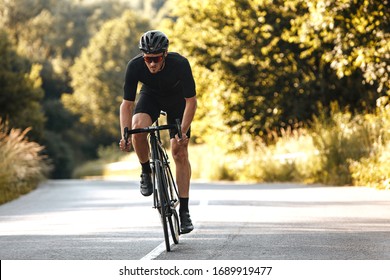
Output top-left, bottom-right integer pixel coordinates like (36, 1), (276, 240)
(189, 101), (389, 189)
(189, 144), (239, 181)
(233, 128), (321, 183)
(0, 120), (50, 204)
(349, 143), (390, 189)
(311, 111), (369, 185)
(189, 129), (321, 183)
(41, 130), (74, 179)
(349, 99), (390, 189)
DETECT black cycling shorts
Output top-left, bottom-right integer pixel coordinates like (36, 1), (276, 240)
(133, 93), (191, 139)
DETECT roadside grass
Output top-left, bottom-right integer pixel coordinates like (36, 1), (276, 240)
(72, 143), (141, 179)
(0, 120), (51, 204)
(73, 102), (389, 189)
(348, 101), (390, 190)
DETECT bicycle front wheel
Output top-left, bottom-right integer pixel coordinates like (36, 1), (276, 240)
(155, 163), (171, 252)
(169, 209), (180, 244)
(162, 152), (180, 244)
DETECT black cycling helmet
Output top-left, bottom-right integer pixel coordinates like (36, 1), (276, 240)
(139, 30), (169, 54)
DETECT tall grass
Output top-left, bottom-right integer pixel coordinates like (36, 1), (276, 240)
(308, 101), (389, 188)
(0, 120), (50, 204)
(349, 143), (390, 189)
(189, 101), (390, 189)
(348, 98), (390, 189)
(187, 129), (321, 183)
(310, 107), (371, 185)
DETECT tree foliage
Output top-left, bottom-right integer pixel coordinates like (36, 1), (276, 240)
(62, 10), (149, 139)
(285, 0), (389, 94)
(161, 0), (389, 146)
(0, 0), (134, 60)
(0, 31), (45, 140)
(0, 0), (166, 178)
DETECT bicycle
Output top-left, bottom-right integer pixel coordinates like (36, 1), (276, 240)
(123, 113), (181, 252)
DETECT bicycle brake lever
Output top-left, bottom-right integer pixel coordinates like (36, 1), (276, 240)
(175, 119), (182, 139)
(124, 127), (129, 148)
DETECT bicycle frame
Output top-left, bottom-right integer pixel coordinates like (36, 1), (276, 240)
(152, 118), (180, 209)
(123, 117), (181, 251)
(149, 129), (179, 211)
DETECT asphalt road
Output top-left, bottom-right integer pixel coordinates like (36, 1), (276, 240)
(0, 179), (389, 260)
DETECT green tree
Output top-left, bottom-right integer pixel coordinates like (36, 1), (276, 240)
(162, 0), (320, 143)
(162, 0), (388, 147)
(285, 0), (389, 98)
(0, 30), (45, 140)
(0, 0), (134, 60)
(2, 0), (144, 177)
(62, 10), (149, 140)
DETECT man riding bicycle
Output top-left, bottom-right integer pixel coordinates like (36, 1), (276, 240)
(119, 30), (197, 234)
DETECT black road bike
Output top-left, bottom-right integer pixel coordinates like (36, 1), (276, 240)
(124, 114), (181, 252)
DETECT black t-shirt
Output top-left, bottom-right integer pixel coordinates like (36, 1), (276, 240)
(123, 52), (196, 104)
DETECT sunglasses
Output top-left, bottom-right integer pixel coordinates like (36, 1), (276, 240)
(143, 55), (164, 64)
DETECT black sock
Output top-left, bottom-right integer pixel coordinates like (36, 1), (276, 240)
(141, 161), (151, 174)
(179, 197), (189, 214)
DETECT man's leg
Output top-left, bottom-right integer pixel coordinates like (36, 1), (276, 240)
(171, 139), (194, 233)
(132, 113), (153, 196)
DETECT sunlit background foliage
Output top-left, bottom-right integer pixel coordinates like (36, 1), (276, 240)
(0, 0), (389, 203)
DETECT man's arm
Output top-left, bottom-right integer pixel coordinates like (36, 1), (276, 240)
(119, 99), (134, 151)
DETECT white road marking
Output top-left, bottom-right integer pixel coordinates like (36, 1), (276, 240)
(140, 241), (167, 260)
(140, 199), (209, 259)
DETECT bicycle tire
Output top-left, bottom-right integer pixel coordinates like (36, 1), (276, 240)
(156, 162), (170, 252)
(160, 146), (180, 244)
(151, 136), (171, 252)
(169, 209), (180, 244)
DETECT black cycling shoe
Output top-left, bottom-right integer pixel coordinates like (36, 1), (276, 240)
(180, 211), (194, 234)
(140, 173), (153, 196)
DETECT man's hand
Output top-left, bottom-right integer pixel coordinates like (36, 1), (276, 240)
(119, 138), (132, 152)
(175, 133), (189, 146)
